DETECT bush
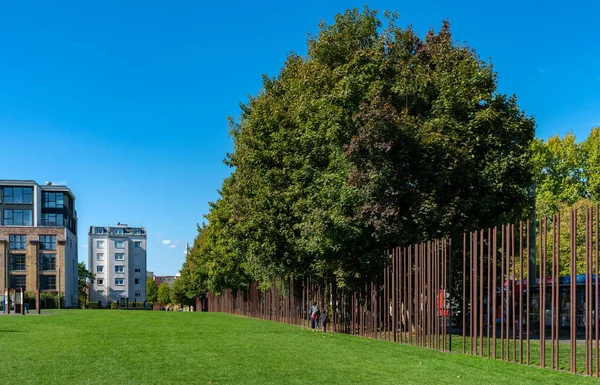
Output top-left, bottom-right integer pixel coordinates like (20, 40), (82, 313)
(39, 292), (64, 309)
(87, 302), (101, 309)
(110, 302), (118, 309)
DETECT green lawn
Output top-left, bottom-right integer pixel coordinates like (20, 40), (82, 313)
(0, 310), (596, 384)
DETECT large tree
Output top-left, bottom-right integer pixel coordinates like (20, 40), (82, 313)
(157, 282), (172, 306)
(182, 7), (536, 292)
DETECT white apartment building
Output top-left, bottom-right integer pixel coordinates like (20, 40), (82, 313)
(88, 223), (146, 305)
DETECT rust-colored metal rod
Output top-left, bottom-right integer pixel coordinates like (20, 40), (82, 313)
(463, 232), (467, 354)
(501, 225), (505, 360)
(595, 204), (599, 378)
(492, 226), (498, 359)
(480, 230), (484, 355)
(519, 221), (524, 365)
(487, 228), (491, 358)
(571, 209), (577, 373)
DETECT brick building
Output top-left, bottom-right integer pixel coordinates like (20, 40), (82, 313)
(0, 180), (78, 307)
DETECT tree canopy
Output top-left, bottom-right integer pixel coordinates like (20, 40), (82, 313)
(179, 7), (536, 294)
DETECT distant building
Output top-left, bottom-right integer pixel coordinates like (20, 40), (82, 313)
(154, 275), (178, 288)
(0, 180), (78, 307)
(88, 223), (147, 305)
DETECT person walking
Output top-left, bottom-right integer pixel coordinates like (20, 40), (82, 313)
(309, 302), (320, 331)
(320, 308), (328, 333)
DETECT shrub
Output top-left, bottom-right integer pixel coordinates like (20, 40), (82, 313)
(110, 302), (118, 309)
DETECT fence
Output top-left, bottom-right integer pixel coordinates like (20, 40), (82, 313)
(206, 204), (600, 376)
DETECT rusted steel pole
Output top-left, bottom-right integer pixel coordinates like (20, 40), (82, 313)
(519, 221), (524, 364)
(463, 232), (467, 354)
(480, 230), (484, 356)
(571, 209), (577, 373)
(594, 204), (600, 378)
(596, 205), (599, 378)
(487, 228), (492, 358)
(526, 219), (531, 365)
(408, 245), (413, 346)
(511, 224), (516, 362)
(586, 208), (592, 375)
(442, 240), (447, 351)
(493, 227), (498, 359)
(473, 232), (478, 355)
(501, 225), (505, 360)
(505, 224), (510, 361)
(551, 215), (556, 369)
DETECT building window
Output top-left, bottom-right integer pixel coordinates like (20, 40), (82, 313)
(96, 240), (105, 249)
(115, 290), (125, 297)
(97, 290), (105, 296)
(115, 253), (125, 261)
(133, 229), (142, 235)
(114, 228), (123, 235)
(96, 253), (104, 261)
(40, 254), (56, 271)
(134, 268), (141, 273)
(43, 192), (64, 208)
(96, 227), (105, 234)
(11, 275), (26, 290)
(41, 213), (64, 226)
(134, 241), (142, 248)
(10, 254), (26, 271)
(3, 209), (33, 226)
(135, 292), (141, 297)
(115, 278), (124, 286)
(97, 279), (104, 285)
(97, 265), (104, 273)
(39, 235), (57, 250)
(134, 278), (140, 285)
(115, 265), (124, 273)
(40, 275), (56, 290)
(4, 187), (33, 204)
(9, 235), (26, 250)
(115, 241), (124, 249)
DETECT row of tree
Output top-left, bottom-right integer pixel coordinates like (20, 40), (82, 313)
(175, 8), (540, 302)
(146, 277), (191, 307)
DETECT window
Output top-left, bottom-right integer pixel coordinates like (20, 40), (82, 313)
(42, 192), (64, 208)
(96, 253), (104, 261)
(4, 187), (33, 204)
(97, 290), (105, 296)
(115, 265), (124, 273)
(39, 235), (56, 250)
(135, 292), (141, 297)
(133, 229), (142, 235)
(97, 265), (104, 273)
(40, 254), (56, 271)
(10, 254), (26, 271)
(41, 213), (64, 226)
(134, 268), (141, 273)
(96, 240), (105, 249)
(115, 278), (124, 286)
(114, 228), (123, 235)
(115, 253), (125, 261)
(95, 227), (105, 234)
(134, 241), (142, 248)
(40, 275), (56, 290)
(11, 275), (26, 290)
(97, 279), (104, 286)
(134, 278), (140, 285)
(3, 209), (33, 226)
(115, 240), (124, 249)
(9, 235), (26, 250)
(115, 290), (125, 297)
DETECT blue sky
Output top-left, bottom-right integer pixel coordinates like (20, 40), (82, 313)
(0, 1), (598, 275)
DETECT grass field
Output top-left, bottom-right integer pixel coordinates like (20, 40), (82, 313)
(0, 310), (597, 384)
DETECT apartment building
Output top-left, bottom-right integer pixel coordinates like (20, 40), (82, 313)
(0, 180), (78, 307)
(88, 223), (146, 305)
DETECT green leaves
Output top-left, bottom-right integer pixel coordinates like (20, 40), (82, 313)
(179, 7), (536, 293)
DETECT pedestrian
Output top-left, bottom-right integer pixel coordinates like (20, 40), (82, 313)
(309, 302), (320, 331)
(320, 308), (328, 333)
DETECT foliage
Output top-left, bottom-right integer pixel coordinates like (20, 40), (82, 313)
(78, 262), (95, 308)
(181, 7), (535, 293)
(110, 302), (118, 309)
(532, 128), (600, 218)
(146, 277), (158, 303)
(170, 278), (190, 306)
(157, 282), (172, 305)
